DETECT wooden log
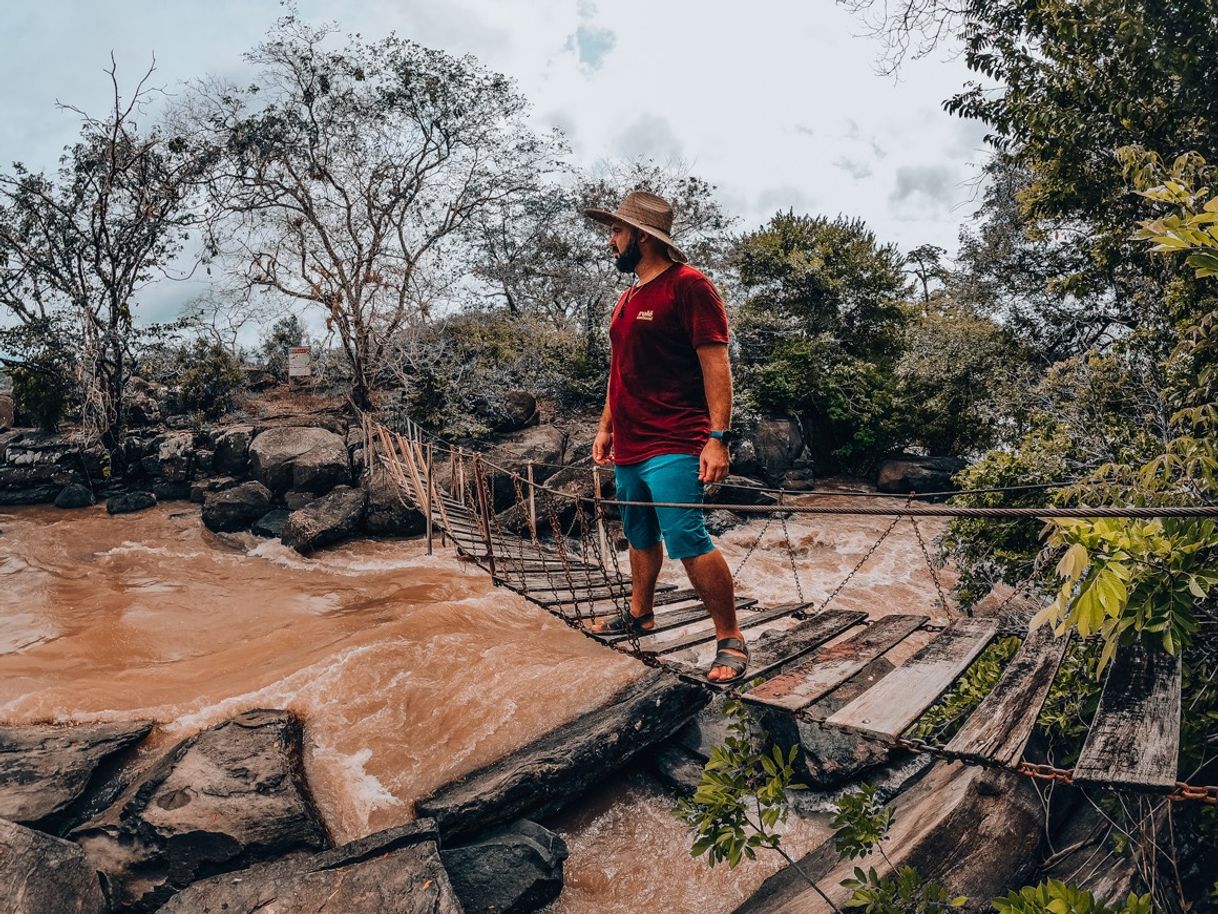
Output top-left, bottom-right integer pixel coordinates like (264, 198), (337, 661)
(944, 625), (1070, 766)
(1072, 643), (1181, 792)
(824, 619), (999, 741)
(744, 614), (928, 712)
(632, 603), (813, 657)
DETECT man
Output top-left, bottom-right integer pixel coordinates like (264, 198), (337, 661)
(584, 190), (747, 683)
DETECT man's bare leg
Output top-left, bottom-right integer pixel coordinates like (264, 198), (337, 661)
(681, 548), (744, 682)
(593, 542), (662, 632)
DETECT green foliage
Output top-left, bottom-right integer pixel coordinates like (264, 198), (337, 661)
(257, 313), (308, 382)
(1034, 640), (1103, 747)
(673, 698), (801, 869)
(992, 880), (1152, 914)
(909, 636), (1022, 742)
(831, 783), (894, 860)
(140, 336), (244, 420)
(2, 317), (78, 432)
(843, 866), (967, 914)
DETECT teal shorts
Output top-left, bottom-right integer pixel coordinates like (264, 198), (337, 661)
(614, 453), (714, 560)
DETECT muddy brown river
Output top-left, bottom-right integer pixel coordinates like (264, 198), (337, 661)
(0, 495), (953, 912)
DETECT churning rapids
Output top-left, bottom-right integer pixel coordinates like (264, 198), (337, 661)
(0, 495), (954, 913)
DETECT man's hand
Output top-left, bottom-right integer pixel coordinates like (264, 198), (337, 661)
(593, 429), (614, 466)
(699, 437), (730, 483)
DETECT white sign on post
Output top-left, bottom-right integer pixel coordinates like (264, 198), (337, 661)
(287, 347), (312, 378)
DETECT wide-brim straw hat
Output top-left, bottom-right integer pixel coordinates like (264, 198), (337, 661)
(584, 190), (688, 264)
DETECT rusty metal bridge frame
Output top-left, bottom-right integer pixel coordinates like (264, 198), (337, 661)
(367, 416), (1217, 805)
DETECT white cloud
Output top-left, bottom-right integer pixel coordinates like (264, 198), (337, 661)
(612, 114), (684, 161)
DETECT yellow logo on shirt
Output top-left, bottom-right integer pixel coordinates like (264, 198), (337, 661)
(636, 310), (654, 321)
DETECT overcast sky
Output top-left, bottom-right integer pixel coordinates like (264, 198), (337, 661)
(0, 0), (991, 326)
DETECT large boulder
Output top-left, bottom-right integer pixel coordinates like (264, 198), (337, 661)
(248, 427), (350, 495)
(54, 483), (95, 509)
(876, 455), (967, 497)
(157, 819), (462, 914)
(442, 819), (568, 914)
(251, 509), (291, 538)
(141, 430), (195, 482)
(202, 481), (273, 533)
(0, 819), (107, 914)
(481, 424), (568, 510)
(417, 668), (708, 843)
(72, 709), (328, 913)
(736, 416), (806, 485)
(704, 474), (775, 507)
(106, 490), (157, 514)
(280, 485), (367, 553)
(213, 425), (255, 476)
(0, 390), (13, 431)
(486, 390), (540, 432)
(0, 720), (154, 829)
(496, 459), (611, 537)
(362, 467), (426, 536)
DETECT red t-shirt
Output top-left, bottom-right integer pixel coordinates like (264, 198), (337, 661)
(608, 263), (730, 465)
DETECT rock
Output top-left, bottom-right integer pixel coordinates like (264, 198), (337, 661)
(483, 424), (568, 510)
(876, 455), (967, 498)
(194, 447), (215, 474)
(125, 390), (162, 427)
(157, 819), (462, 914)
(416, 668), (708, 843)
(106, 490), (157, 514)
(1040, 796), (1142, 905)
(497, 459), (610, 537)
(0, 819), (107, 914)
(704, 474), (775, 507)
(72, 709), (328, 913)
(0, 720), (154, 828)
(153, 480), (191, 501)
(201, 481), (272, 533)
(362, 467), (426, 536)
(249, 427), (349, 495)
(140, 430), (194, 482)
(213, 425), (254, 476)
(651, 744), (706, 795)
(190, 476), (238, 503)
(0, 390), (13, 430)
(251, 509), (291, 538)
(54, 483), (95, 509)
(737, 417), (806, 484)
(0, 432), (107, 504)
(758, 655), (898, 787)
(280, 485), (367, 553)
(487, 390), (540, 432)
(704, 509), (743, 536)
(284, 489), (317, 511)
(442, 819), (567, 914)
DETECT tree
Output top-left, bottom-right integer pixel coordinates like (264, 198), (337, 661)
(0, 57), (211, 449)
(194, 14), (566, 409)
(904, 243), (947, 307)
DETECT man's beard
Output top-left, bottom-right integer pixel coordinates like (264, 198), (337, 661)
(614, 235), (642, 273)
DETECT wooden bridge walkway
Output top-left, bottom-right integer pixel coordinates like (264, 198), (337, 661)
(372, 423), (1197, 801)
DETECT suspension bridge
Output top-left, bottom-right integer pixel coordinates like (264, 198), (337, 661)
(367, 416), (1215, 805)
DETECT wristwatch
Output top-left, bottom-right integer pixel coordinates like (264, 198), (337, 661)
(709, 430), (735, 446)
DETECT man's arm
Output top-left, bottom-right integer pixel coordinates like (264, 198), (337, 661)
(696, 343), (732, 483)
(593, 392), (614, 466)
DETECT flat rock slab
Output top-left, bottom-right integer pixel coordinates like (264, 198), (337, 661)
(72, 708), (328, 913)
(416, 668), (709, 843)
(442, 818), (568, 914)
(281, 485), (367, 553)
(157, 819), (462, 914)
(0, 719), (153, 827)
(0, 818), (107, 914)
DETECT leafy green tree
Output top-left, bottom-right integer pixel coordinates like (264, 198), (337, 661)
(257, 313), (308, 382)
(993, 881), (1151, 914)
(194, 14), (565, 409)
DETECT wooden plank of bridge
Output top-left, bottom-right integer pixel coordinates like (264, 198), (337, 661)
(824, 618), (999, 741)
(631, 602), (814, 657)
(743, 614), (928, 712)
(943, 624), (1070, 766)
(1072, 642), (1181, 792)
(597, 597), (761, 643)
(743, 610), (869, 680)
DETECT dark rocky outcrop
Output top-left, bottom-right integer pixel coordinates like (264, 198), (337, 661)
(106, 490), (157, 514)
(280, 485), (367, 553)
(483, 424), (568, 510)
(0, 720), (154, 828)
(487, 390), (540, 432)
(190, 475), (238, 503)
(442, 819), (568, 914)
(362, 466), (426, 536)
(284, 489), (318, 510)
(416, 668), (708, 843)
(249, 427), (349, 495)
(54, 483), (95, 509)
(251, 508), (291, 538)
(201, 481), (273, 533)
(156, 819), (462, 914)
(0, 818), (107, 914)
(876, 455), (967, 497)
(0, 432), (107, 505)
(0, 390), (13, 431)
(735, 416), (807, 485)
(72, 709), (328, 913)
(212, 425), (254, 477)
(140, 430), (194, 483)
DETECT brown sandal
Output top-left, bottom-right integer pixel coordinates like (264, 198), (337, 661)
(707, 637), (749, 683)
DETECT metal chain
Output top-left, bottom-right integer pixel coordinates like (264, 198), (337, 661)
(813, 510), (906, 615)
(778, 508), (805, 605)
(908, 514), (950, 616)
(545, 495), (585, 628)
(732, 513), (774, 582)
